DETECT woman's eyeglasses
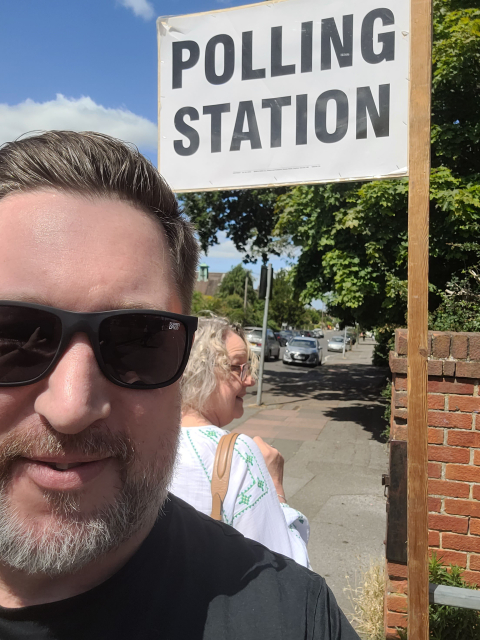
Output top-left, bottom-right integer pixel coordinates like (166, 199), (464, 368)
(0, 301), (198, 389)
(230, 362), (251, 382)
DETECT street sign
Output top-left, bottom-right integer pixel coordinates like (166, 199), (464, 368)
(157, 0), (410, 192)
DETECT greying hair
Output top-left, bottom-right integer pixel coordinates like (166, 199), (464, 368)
(181, 316), (256, 413)
(0, 131), (198, 312)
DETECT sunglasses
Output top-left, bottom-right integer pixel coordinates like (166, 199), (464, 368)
(230, 362), (252, 382)
(0, 301), (198, 390)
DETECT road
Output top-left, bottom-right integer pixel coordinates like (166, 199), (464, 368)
(231, 335), (389, 619)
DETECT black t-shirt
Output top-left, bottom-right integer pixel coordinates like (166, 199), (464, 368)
(0, 495), (360, 639)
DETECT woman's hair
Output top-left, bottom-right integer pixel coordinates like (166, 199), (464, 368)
(181, 316), (257, 413)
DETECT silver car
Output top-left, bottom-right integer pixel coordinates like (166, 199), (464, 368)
(283, 337), (322, 367)
(327, 336), (351, 352)
(246, 327), (280, 360)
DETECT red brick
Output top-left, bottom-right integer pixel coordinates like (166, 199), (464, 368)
(386, 612), (408, 628)
(470, 336), (480, 360)
(387, 562), (408, 579)
(388, 579), (408, 595)
(434, 549), (468, 567)
(429, 530), (440, 547)
(470, 520), (480, 536)
(395, 391), (407, 408)
(461, 570), (480, 587)
(396, 329), (408, 356)
(457, 362), (480, 379)
(386, 628), (404, 640)
(428, 394), (445, 410)
(395, 374), (407, 391)
(387, 595), (408, 613)
(429, 497), (442, 512)
(446, 464), (480, 483)
(443, 532), (480, 553)
(452, 334), (468, 360)
(429, 513), (469, 533)
(428, 428), (444, 444)
(469, 554), (480, 570)
(428, 462), (442, 478)
(428, 379), (475, 395)
(391, 424), (407, 441)
(428, 479), (470, 498)
(449, 396), (480, 413)
(428, 445), (470, 464)
(433, 333), (451, 359)
(448, 430), (480, 447)
(390, 354), (407, 374)
(475, 451), (480, 466)
(428, 411), (472, 429)
(443, 361), (456, 377)
(473, 485), (480, 500)
(445, 498), (480, 518)
(428, 360), (443, 376)
(394, 408), (407, 420)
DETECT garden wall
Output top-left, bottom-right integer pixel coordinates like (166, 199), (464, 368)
(386, 329), (480, 638)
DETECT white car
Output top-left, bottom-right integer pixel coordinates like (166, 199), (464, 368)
(327, 336), (351, 352)
(246, 328), (280, 360)
(283, 337), (322, 367)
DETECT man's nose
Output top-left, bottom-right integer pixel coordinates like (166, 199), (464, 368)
(34, 334), (111, 434)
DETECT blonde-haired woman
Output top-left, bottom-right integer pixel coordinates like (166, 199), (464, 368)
(170, 316), (310, 567)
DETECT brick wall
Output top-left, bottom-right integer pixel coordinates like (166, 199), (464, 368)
(385, 329), (480, 638)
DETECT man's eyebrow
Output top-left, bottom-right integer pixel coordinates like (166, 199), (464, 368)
(0, 294), (162, 312)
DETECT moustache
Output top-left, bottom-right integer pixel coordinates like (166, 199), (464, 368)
(0, 423), (136, 473)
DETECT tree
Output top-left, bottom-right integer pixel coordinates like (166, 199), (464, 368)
(217, 264), (256, 305)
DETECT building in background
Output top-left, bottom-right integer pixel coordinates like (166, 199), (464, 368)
(195, 264), (225, 297)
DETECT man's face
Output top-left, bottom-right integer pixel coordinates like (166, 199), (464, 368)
(0, 190), (182, 574)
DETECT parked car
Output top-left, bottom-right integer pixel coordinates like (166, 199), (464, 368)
(312, 329), (325, 339)
(246, 327), (281, 360)
(327, 336), (352, 352)
(279, 330), (293, 345)
(283, 337), (322, 367)
(274, 331), (288, 347)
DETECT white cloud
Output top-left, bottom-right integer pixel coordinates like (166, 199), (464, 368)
(202, 234), (244, 260)
(118, 0), (155, 20)
(0, 94), (158, 151)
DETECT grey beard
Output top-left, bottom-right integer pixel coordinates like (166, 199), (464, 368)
(0, 425), (178, 576)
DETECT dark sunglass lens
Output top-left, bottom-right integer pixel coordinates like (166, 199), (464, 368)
(99, 314), (187, 386)
(0, 306), (62, 383)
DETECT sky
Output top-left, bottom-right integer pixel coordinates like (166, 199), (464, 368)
(0, 0), (321, 306)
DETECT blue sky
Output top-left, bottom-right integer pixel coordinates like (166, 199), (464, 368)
(0, 0), (321, 304)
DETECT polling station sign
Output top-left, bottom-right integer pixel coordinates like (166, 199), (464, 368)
(157, 0), (409, 192)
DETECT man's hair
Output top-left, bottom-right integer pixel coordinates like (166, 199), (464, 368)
(0, 131), (199, 312)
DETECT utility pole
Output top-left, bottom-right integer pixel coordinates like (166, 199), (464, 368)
(257, 264), (272, 406)
(244, 275), (248, 310)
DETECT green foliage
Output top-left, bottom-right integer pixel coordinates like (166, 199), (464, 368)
(217, 264), (257, 305)
(372, 326), (397, 368)
(395, 554), (480, 640)
(430, 247), (480, 332)
(380, 380), (392, 441)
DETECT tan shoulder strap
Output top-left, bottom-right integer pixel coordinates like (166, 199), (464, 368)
(210, 432), (240, 521)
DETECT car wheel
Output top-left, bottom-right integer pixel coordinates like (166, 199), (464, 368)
(274, 349), (280, 360)
(318, 355), (322, 365)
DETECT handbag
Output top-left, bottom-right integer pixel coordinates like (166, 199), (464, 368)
(210, 432), (239, 521)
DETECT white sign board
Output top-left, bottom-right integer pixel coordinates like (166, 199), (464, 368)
(157, 0), (409, 192)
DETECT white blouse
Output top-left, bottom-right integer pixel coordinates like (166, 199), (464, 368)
(169, 425), (310, 567)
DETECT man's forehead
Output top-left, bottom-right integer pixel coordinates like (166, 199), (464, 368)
(0, 190), (181, 313)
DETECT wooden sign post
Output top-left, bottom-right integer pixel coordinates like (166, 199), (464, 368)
(407, 0), (433, 637)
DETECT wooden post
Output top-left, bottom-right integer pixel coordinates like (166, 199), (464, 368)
(407, 0), (433, 636)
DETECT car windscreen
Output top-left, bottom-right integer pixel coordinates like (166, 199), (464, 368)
(289, 339), (316, 348)
(249, 330), (262, 339)
(332, 337), (344, 342)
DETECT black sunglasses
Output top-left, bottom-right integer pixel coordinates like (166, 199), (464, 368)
(0, 301), (198, 390)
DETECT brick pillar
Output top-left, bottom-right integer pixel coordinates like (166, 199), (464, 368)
(385, 329), (480, 638)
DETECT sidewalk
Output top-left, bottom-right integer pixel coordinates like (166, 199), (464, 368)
(231, 341), (389, 616)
